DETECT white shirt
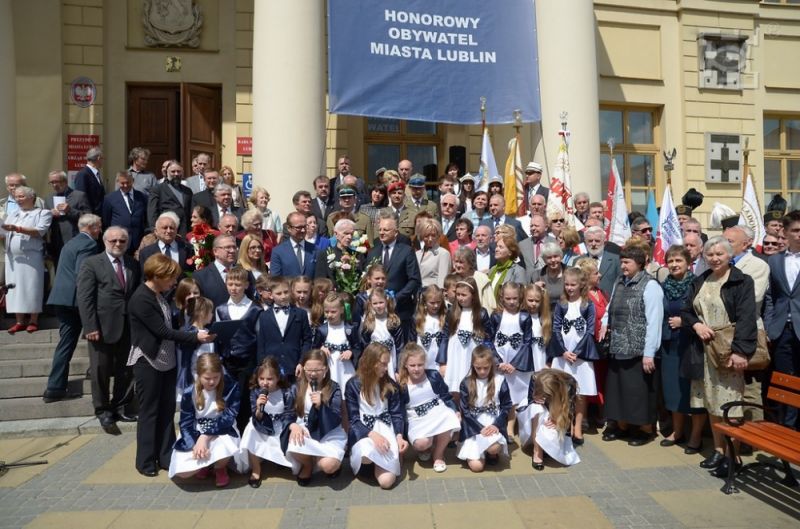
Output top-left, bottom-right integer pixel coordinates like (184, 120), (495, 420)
(292, 240), (306, 268)
(441, 216), (455, 235)
(476, 247), (491, 272)
(214, 260), (230, 282)
(226, 297), (252, 321)
(159, 240), (179, 263)
(381, 240), (396, 264)
(88, 164), (102, 185)
(273, 305), (290, 335)
(786, 250), (800, 291)
(216, 204), (229, 219)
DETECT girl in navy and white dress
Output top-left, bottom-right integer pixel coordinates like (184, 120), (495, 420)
(413, 285), (448, 370)
(239, 357), (296, 488)
(313, 293), (361, 392)
(457, 346), (513, 472)
(398, 343), (460, 473)
(548, 267), (599, 445)
(170, 353), (240, 488)
(285, 350), (346, 485)
(345, 343), (409, 489)
(517, 368), (580, 470)
(523, 283), (552, 373)
(438, 277), (491, 403)
(291, 276), (313, 326)
(176, 297), (215, 401)
(309, 278), (334, 342)
(352, 263), (387, 324)
(491, 282), (534, 439)
(360, 288), (404, 380)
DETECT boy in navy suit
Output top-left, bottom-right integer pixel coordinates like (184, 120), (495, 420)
(215, 266), (262, 431)
(256, 277), (312, 381)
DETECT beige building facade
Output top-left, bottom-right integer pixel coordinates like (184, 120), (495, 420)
(3, 0), (800, 228)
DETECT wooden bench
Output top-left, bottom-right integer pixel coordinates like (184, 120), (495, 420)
(713, 372), (800, 494)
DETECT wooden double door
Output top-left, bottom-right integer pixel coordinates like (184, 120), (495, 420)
(127, 83), (222, 175)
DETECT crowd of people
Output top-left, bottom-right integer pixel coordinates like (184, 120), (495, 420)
(2, 148), (798, 490)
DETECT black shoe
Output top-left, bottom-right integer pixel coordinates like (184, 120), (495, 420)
(602, 428), (629, 442)
(248, 477), (262, 488)
(572, 436), (585, 447)
(447, 441), (457, 449)
(297, 475), (311, 487)
(116, 412), (138, 423)
(98, 413), (120, 434)
(42, 390), (82, 403)
(327, 468), (341, 479)
(710, 458), (742, 479)
(138, 468), (158, 477)
(531, 459), (544, 471)
(659, 436), (685, 447)
(486, 454), (499, 466)
(684, 442), (703, 455)
(628, 431), (653, 447)
(699, 451), (725, 469)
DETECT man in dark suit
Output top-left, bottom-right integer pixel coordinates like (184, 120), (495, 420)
(194, 234), (255, 308)
(270, 211), (317, 278)
(189, 169), (220, 213)
(473, 225), (496, 273)
(147, 162), (193, 235)
(764, 210), (800, 428)
(518, 214), (556, 281)
(584, 225), (621, 297)
(367, 211), (422, 338)
(76, 226), (142, 432)
(482, 194), (527, 241)
(439, 193), (460, 242)
(137, 211), (194, 276)
(102, 172), (148, 253)
(523, 161), (549, 204)
(42, 214), (102, 403)
(208, 183), (242, 228)
(310, 175), (330, 235)
(44, 170), (91, 266)
(329, 155), (367, 205)
(73, 147), (106, 215)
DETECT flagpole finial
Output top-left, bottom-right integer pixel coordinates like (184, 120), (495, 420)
(480, 97), (487, 127)
(560, 111), (568, 131)
(607, 137), (616, 157)
(663, 148), (677, 186)
(513, 109), (522, 133)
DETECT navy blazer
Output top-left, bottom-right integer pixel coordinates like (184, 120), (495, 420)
(214, 302), (262, 359)
(365, 241), (421, 319)
(764, 251), (800, 341)
(193, 262), (256, 308)
(303, 380), (343, 441)
(249, 386), (297, 436)
(46, 233), (101, 307)
(458, 375), (512, 441)
(270, 239), (317, 278)
(489, 311), (535, 372)
(399, 370), (458, 414)
(344, 377), (405, 447)
(548, 301), (599, 361)
(174, 372), (241, 451)
(73, 165), (105, 215)
(102, 189), (148, 251)
(359, 320), (406, 367)
(241, 306), (313, 376)
(480, 216), (527, 242)
(313, 321), (362, 366)
(436, 308), (493, 365)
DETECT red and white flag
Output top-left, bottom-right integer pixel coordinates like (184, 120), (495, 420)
(606, 158), (630, 246)
(738, 173), (766, 252)
(547, 129), (584, 230)
(653, 184), (683, 265)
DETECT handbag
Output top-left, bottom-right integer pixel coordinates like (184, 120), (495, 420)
(706, 324), (770, 370)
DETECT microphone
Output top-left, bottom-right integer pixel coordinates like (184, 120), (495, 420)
(0, 283), (15, 294)
(310, 379), (318, 393)
(258, 388), (268, 413)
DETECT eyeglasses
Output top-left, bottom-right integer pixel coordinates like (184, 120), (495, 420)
(217, 245), (237, 251)
(442, 203), (456, 208)
(635, 227), (653, 233)
(290, 225), (307, 230)
(303, 368), (326, 374)
(107, 239), (128, 244)
(551, 219), (565, 223)
(48, 181), (63, 185)
(763, 241), (780, 246)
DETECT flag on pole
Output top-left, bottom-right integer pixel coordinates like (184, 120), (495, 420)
(652, 184), (683, 265)
(606, 158), (631, 246)
(547, 129), (583, 228)
(504, 135), (524, 215)
(738, 173), (766, 252)
(476, 127), (500, 193)
(645, 190), (659, 233)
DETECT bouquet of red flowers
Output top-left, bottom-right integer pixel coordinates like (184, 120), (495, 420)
(186, 223), (219, 271)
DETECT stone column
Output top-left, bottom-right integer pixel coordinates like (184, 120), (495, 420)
(534, 0), (601, 201)
(252, 1), (325, 218)
(0, 0), (16, 174)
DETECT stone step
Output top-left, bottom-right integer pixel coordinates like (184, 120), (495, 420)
(0, 375), (91, 399)
(3, 395), (95, 421)
(0, 357), (90, 379)
(0, 328), (61, 345)
(0, 341), (88, 361)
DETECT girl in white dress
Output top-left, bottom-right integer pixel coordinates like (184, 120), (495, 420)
(438, 277), (491, 404)
(285, 350), (346, 485)
(291, 276), (313, 326)
(548, 267), (599, 445)
(352, 263), (387, 324)
(517, 368), (580, 470)
(313, 293), (359, 392)
(359, 288), (404, 380)
(398, 344), (460, 473)
(414, 285), (447, 370)
(457, 346), (513, 472)
(239, 357), (295, 488)
(345, 343), (409, 489)
(523, 283), (552, 372)
(170, 353), (241, 487)
(491, 283), (534, 438)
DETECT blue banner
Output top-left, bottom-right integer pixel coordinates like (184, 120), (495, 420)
(327, 0), (541, 125)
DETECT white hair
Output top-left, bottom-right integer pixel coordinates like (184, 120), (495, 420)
(157, 211), (180, 227)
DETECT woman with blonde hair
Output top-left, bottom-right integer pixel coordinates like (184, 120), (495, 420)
(248, 185), (282, 241)
(237, 233), (267, 279)
(415, 218), (452, 288)
(220, 165), (245, 209)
